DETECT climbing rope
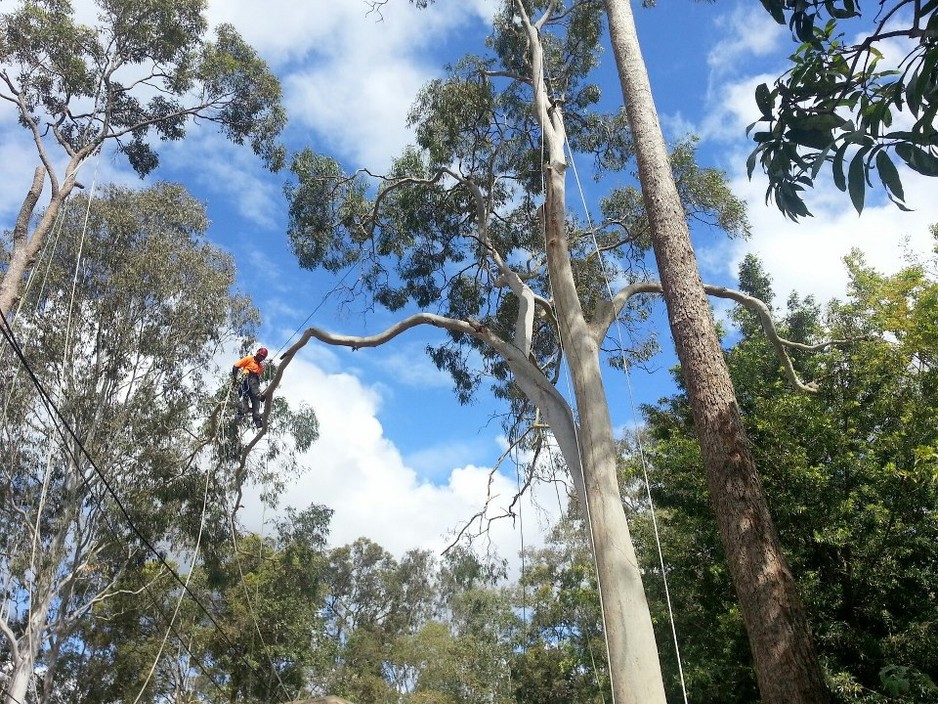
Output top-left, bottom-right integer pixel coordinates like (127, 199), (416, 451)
(566, 137), (690, 703)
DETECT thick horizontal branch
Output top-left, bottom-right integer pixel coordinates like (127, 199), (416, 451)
(262, 311), (584, 503)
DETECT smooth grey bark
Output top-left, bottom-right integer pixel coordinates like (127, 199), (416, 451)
(3, 457), (83, 704)
(602, 0), (828, 701)
(0, 157), (84, 317)
(280, 297), (667, 704)
(517, 5), (667, 698)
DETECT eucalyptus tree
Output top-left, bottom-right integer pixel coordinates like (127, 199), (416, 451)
(314, 540), (518, 703)
(53, 505), (333, 704)
(0, 0), (285, 316)
(315, 539), (439, 702)
(0, 183), (309, 704)
(280, 0), (766, 700)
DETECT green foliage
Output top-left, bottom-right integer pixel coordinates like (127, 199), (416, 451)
(61, 505), (332, 704)
(750, 0), (938, 217)
(602, 137), (750, 252)
(511, 510), (609, 704)
(0, 0), (285, 174)
(635, 248), (938, 701)
(308, 539), (520, 704)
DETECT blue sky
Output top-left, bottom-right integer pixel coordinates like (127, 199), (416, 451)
(3, 0), (937, 565)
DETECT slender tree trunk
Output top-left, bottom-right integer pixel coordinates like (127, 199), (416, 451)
(601, 1), (828, 702)
(6, 563), (56, 704)
(4, 457), (82, 704)
(542, 123), (667, 704)
(547, 181), (667, 702)
(0, 159), (80, 318)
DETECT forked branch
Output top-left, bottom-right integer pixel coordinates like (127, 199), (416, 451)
(599, 281), (855, 393)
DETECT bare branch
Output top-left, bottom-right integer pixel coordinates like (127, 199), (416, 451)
(600, 280), (856, 393)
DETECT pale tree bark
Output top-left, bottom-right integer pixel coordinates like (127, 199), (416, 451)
(519, 3), (666, 698)
(3, 455), (82, 704)
(275, 1), (670, 696)
(0, 154), (86, 317)
(602, 0), (828, 701)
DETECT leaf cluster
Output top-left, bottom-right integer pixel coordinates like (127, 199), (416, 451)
(750, 0), (938, 218)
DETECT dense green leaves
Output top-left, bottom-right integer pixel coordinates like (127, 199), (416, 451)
(0, 0), (285, 174)
(637, 251), (938, 701)
(750, 0), (938, 217)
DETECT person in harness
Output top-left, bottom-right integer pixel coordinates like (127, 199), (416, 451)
(232, 346), (268, 429)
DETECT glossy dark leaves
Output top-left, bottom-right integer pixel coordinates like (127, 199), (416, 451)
(750, 0), (938, 217)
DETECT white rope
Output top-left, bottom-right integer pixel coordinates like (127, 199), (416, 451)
(131, 457), (215, 704)
(225, 439), (293, 701)
(134, 383), (243, 702)
(15, 154), (102, 696)
(566, 139), (689, 703)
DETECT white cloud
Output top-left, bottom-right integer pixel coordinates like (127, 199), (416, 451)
(206, 0), (499, 66)
(158, 132), (281, 230)
(699, 72), (777, 142)
(724, 167), (938, 305)
(404, 439), (488, 478)
(238, 352), (562, 568)
(707, 6), (786, 77)
(207, 0), (499, 170)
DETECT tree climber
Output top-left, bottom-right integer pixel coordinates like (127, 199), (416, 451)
(232, 346), (268, 429)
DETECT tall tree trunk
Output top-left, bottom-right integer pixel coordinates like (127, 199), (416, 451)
(6, 536), (61, 704)
(543, 155), (667, 703)
(512, 4), (667, 698)
(602, 1), (828, 702)
(4, 455), (82, 704)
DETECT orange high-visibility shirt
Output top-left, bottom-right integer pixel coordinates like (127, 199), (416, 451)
(234, 355), (264, 377)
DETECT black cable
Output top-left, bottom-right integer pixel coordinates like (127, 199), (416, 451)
(0, 311), (293, 702)
(0, 683), (27, 704)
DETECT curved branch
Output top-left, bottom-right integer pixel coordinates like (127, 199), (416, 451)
(602, 281), (856, 394)
(248, 311), (585, 505)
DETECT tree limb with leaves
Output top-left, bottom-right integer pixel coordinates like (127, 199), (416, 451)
(749, 0), (938, 218)
(0, 0), (286, 315)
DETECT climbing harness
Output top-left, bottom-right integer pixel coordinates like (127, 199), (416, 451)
(233, 370), (264, 429)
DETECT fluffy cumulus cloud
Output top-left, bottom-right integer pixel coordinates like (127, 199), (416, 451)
(206, 0), (500, 170)
(238, 352), (562, 566)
